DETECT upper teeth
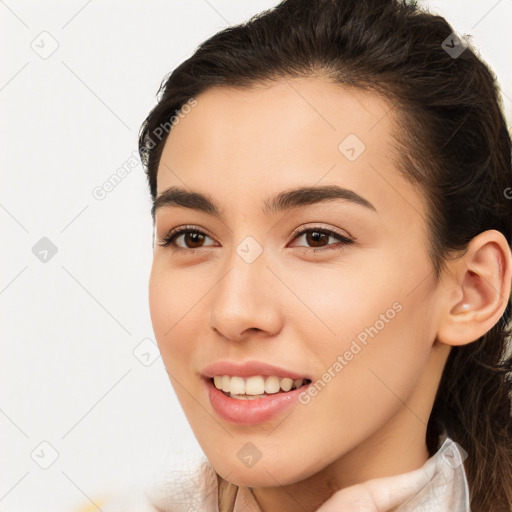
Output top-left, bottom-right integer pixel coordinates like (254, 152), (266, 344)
(213, 375), (306, 395)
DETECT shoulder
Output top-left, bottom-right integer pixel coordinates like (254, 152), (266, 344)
(145, 458), (219, 511)
(75, 458), (219, 512)
(74, 488), (161, 512)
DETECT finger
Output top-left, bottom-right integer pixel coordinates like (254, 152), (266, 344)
(315, 457), (437, 512)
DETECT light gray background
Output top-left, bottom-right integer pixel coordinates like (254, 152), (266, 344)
(1, 1), (511, 511)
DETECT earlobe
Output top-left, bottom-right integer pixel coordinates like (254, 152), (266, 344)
(436, 230), (512, 347)
(451, 302), (471, 314)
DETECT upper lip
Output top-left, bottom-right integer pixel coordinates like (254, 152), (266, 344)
(202, 360), (311, 380)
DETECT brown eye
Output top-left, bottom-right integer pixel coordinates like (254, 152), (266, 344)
(290, 227), (354, 251)
(305, 231), (330, 247)
(182, 232), (205, 248)
(159, 227), (216, 251)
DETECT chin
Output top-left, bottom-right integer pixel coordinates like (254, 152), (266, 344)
(224, 470), (292, 488)
(212, 457), (311, 488)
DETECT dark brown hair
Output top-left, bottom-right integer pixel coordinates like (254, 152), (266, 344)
(139, 0), (512, 510)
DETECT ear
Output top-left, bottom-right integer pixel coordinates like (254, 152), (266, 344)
(436, 230), (512, 346)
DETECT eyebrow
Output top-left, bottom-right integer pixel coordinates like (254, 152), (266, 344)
(152, 184), (376, 220)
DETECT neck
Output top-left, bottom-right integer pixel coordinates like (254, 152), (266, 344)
(250, 414), (430, 512)
(249, 341), (451, 512)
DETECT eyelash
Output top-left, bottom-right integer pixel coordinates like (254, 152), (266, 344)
(158, 225), (354, 254)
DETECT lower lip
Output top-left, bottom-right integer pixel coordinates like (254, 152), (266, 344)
(205, 378), (307, 425)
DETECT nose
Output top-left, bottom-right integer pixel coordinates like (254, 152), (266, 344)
(208, 250), (284, 342)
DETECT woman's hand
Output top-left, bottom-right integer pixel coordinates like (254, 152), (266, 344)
(315, 460), (436, 512)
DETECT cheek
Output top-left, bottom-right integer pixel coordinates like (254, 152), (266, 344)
(287, 258), (435, 412)
(146, 246), (438, 486)
(280, 260), (408, 357)
(148, 265), (172, 342)
(148, 263), (198, 369)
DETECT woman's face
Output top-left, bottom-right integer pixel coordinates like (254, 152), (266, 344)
(149, 78), (450, 488)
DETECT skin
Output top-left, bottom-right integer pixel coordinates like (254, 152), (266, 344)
(148, 77), (512, 512)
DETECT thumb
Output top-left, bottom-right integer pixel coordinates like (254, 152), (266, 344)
(315, 457), (437, 512)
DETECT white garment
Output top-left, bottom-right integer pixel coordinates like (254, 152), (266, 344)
(101, 433), (471, 512)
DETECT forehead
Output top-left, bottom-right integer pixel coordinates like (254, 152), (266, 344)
(158, 78), (396, 180)
(155, 77), (426, 225)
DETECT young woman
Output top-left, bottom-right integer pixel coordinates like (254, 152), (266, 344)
(96, 0), (512, 510)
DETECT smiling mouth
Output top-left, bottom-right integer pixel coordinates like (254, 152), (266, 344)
(210, 375), (312, 400)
